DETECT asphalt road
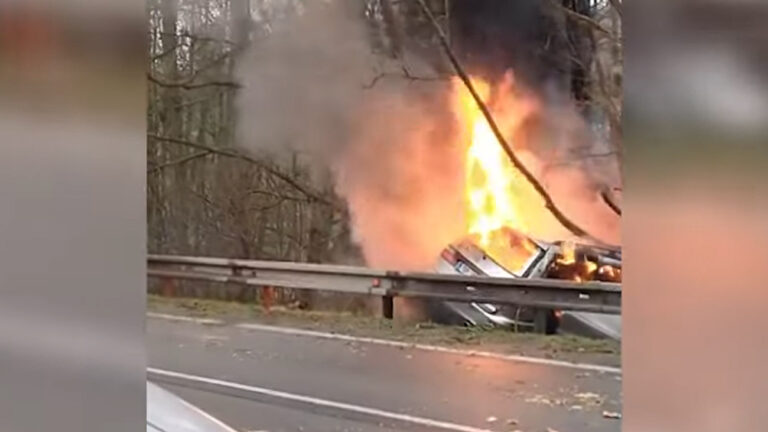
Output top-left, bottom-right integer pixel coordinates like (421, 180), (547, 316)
(147, 316), (622, 432)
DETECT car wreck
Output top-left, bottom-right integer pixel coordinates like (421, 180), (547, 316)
(432, 228), (622, 339)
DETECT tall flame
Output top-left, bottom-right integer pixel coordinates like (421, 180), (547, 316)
(459, 79), (527, 243)
(452, 75), (539, 273)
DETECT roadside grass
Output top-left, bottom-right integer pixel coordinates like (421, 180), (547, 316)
(148, 294), (620, 367)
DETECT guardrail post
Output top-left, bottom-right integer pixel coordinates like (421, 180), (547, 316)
(382, 295), (394, 319)
(533, 309), (548, 334)
(160, 277), (177, 297)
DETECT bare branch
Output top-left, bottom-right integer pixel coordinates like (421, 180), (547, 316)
(363, 65), (447, 89)
(172, 95), (220, 110)
(147, 73), (242, 90)
(151, 44), (179, 62)
(246, 189), (312, 203)
(148, 134), (335, 207)
(414, 0), (599, 241)
(601, 188), (622, 216)
(148, 150), (212, 174)
(158, 31), (239, 46)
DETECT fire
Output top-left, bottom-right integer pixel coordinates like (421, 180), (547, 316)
(598, 264), (620, 279)
(449, 74), (621, 282)
(585, 260), (598, 274)
(456, 77), (525, 243)
(557, 241), (576, 265)
(452, 75), (539, 272)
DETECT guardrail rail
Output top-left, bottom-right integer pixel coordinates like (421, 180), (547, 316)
(148, 254), (621, 330)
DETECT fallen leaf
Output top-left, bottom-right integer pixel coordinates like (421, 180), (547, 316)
(602, 411), (622, 419)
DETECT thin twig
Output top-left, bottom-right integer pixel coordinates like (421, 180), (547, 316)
(151, 44), (179, 62)
(148, 150), (212, 174)
(246, 189), (312, 203)
(363, 65), (447, 89)
(414, 0), (597, 240)
(147, 73), (242, 90)
(601, 188), (622, 216)
(172, 95), (220, 110)
(158, 30), (239, 46)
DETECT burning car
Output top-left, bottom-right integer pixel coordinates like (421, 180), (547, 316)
(421, 75), (622, 338)
(432, 227), (622, 339)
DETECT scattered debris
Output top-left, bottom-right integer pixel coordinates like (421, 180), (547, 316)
(568, 405), (583, 411)
(573, 392), (603, 406)
(547, 428), (560, 432)
(524, 395), (553, 406)
(202, 335), (227, 348)
(506, 418), (519, 425)
(602, 411), (622, 419)
(486, 416), (498, 423)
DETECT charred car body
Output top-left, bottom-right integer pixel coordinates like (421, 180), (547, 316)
(431, 231), (622, 339)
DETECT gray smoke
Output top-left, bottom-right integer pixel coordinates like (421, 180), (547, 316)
(237, 0), (467, 269)
(236, 0), (621, 270)
(237, 0), (372, 166)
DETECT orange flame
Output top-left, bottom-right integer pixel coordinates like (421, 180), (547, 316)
(460, 79), (526, 243)
(598, 265), (618, 278)
(448, 74), (620, 282)
(557, 241), (576, 265)
(451, 75), (539, 272)
(585, 260), (598, 274)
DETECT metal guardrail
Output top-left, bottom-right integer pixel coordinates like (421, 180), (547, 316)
(148, 255), (621, 317)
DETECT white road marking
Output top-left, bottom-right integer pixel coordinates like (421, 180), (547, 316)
(146, 312), (620, 374)
(147, 312), (224, 325)
(148, 367), (494, 432)
(234, 322), (622, 374)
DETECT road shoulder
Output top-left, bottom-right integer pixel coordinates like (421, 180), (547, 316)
(148, 295), (621, 368)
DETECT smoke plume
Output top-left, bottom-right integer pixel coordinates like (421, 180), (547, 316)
(237, 0), (620, 270)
